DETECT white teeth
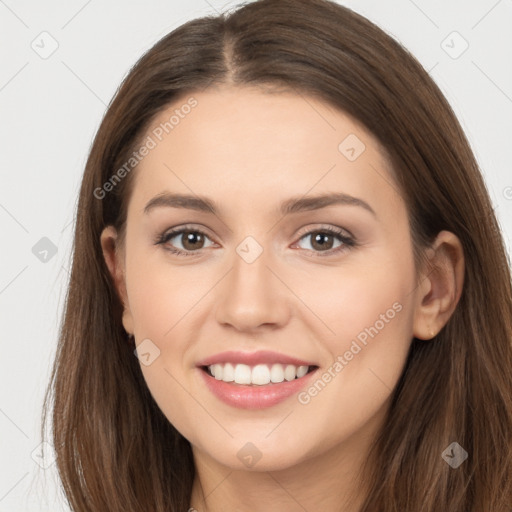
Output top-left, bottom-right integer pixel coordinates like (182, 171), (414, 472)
(234, 364), (252, 384)
(212, 364), (223, 380)
(206, 363), (311, 385)
(251, 364), (270, 385)
(296, 365), (308, 378)
(269, 364), (284, 383)
(284, 364), (297, 381)
(222, 362), (235, 382)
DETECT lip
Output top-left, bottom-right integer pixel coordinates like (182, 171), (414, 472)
(197, 365), (319, 409)
(195, 350), (317, 367)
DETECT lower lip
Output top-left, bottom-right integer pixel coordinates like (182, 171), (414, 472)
(197, 367), (319, 409)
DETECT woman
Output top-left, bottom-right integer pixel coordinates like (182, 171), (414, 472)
(42, 0), (512, 510)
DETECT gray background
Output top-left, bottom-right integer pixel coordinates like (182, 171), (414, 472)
(1, 0), (511, 510)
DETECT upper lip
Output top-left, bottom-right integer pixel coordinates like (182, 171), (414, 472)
(196, 350), (317, 368)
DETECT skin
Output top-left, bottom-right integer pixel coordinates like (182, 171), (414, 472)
(101, 86), (464, 511)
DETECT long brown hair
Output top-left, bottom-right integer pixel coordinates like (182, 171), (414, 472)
(42, 0), (512, 510)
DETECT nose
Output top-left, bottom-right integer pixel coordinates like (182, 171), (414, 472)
(214, 246), (291, 333)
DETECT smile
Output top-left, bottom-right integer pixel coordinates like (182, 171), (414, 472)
(198, 364), (319, 409)
(203, 362), (316, 385)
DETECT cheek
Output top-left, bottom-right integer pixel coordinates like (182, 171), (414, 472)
(296, 257), (412, 342)
(125, 248), (205, 338)
(293, 277), (413, 452)
(125, 253), (202, 434)
(300, 247), (415, 390)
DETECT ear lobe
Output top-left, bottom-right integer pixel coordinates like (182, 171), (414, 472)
(412, 230), (465, 340)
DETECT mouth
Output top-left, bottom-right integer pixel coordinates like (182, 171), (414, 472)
(200, 363), (319, 386)
(197, 362), (320, 409)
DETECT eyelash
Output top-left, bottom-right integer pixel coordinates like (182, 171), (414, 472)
(154, 224), (357, 258)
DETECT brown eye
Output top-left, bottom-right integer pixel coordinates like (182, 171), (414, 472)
(293, 227), (356, 257)
(309, 232), (336, 251)
(297, 230), (344, 252)
(157, 227), (215, 256)
(180, 230), (206, 250)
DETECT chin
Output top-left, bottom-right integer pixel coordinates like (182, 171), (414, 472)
(194, 435), (312, 472)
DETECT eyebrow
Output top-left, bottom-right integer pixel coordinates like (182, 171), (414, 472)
(143, 191), (376, 217)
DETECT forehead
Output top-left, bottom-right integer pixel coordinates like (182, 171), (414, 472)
(128, 86), (402, 222)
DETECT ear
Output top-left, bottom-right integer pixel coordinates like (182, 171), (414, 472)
(412, 230), (465, 340)
(100, 225), (134, 336)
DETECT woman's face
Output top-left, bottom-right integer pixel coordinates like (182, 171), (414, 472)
(105, 86), (426, 472)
